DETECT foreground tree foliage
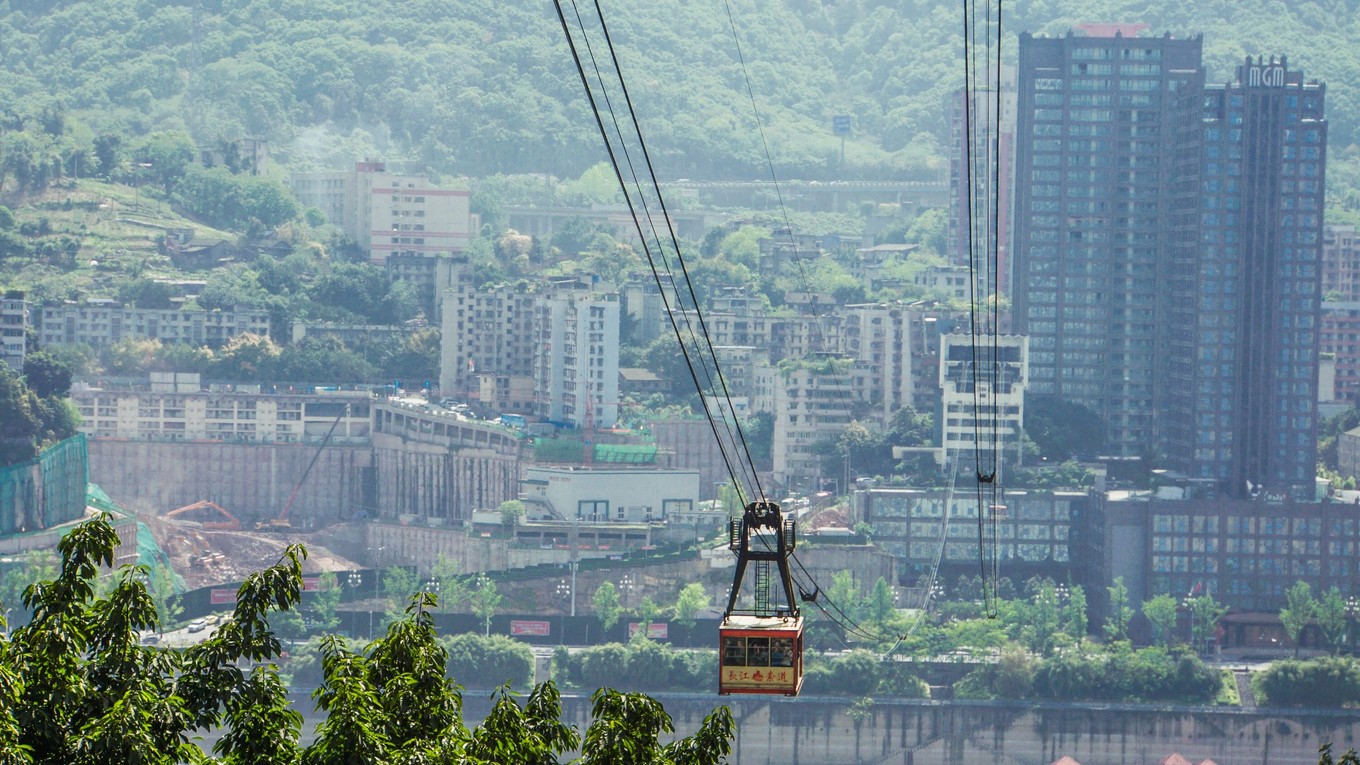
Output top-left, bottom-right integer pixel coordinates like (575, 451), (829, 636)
(0, 515), (735, 765)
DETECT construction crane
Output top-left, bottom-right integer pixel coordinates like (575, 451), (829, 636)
(257, 405), (348, 531)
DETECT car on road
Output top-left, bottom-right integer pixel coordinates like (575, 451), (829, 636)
(187, 619), (207, 633)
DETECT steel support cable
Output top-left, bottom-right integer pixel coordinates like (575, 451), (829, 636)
(718, 0), (863, 484)
(988, 0), (1006, 617)
(585, 0), (767, 503)
(783, 451), (959, 647)
(961, 0), (1007, 618)
(552, 0), (752, 499)
(564, 0), (762, 500)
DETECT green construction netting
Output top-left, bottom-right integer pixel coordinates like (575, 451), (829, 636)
(593, 443), (657, 464)
(0, 434), (88, 535)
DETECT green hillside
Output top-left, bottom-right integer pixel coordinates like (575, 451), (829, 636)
(2, 0), (1358, 186)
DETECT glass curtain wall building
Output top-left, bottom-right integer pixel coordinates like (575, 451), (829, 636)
(1013, 31), (1326, 499)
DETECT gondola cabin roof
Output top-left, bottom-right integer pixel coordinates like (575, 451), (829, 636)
(719, 614), (802, 633)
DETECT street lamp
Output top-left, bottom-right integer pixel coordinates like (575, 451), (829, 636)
(556, 578), (571, 608)
(1347, 596), (1359, 652)
(1182, 591), (1198, 656)
(346, 572), (364, 637)
(621, 573), (636, 609)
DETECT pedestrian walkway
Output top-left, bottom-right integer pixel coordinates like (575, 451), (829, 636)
(1233, 669), (1256, 707)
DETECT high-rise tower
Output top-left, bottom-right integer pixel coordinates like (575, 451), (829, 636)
(1013, 30), (1205, 458)
(1163, 56), (1326, 495)
(1014, 31), (1325, 498)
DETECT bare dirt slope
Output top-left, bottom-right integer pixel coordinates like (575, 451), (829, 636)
(142, 514), (359, 589)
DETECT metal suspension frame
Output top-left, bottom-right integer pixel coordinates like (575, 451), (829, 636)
(724, 500), (799, 618)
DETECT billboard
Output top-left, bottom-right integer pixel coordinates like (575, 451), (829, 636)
(627, 622), (668, 639)
(510, 620), (552, 637)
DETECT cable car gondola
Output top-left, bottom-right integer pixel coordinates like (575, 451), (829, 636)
(718, 500), (803, 696)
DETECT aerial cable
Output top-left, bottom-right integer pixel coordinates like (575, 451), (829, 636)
(720, 0), (863, 460)
(586, 0), (767, 498)
(960, 0), (1006, 617)
(561, 0), (762, 501)
(552, 0), (755, 501)
(573, 0), (770, 504)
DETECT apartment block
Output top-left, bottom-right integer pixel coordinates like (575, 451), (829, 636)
(1321, 301), (1360, 404)
(772, 359), (855, 492)
(1162, 55), (1326, 495)
(1323, 224), (1360, 301)
(70, 384), (372, 443)
(1014, 30), (1205, 461)
(533, 279), (621, 429)
(948, 66), (1017, 294)
(1, 290), (28, 370)
(289, 161), (474, 265)
(439, 283), (538, 395)
(40, 301), (270, 349)
(842, 303), (915, 428)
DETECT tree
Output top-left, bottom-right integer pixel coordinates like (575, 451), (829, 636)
(593, 582), (622, 633)
(469, 574), (502, 637)
(673, 582), (710, 628)
(0, 514), (736, 765)
(444, 633), (534, 689)
(1062, 585), (1088, 643)
(498, 499), (526, 536)
(1320, 744), (1360, 765)
(1186, 593), (1228, 657)
(430, 554), (468, 614)
(0, 364), (50, 465)
(1023, 393), (1107, 461)
(1020, 579), (1063, 654)
(632, 597), (661, 643)
(1105, 576), (1134, 643)
(20, 352), (72, 399)
(1142, 594), (1179, 647)
(1281, 581), (1317, 658)
(867, 577), (898, 635)
(1259, 657), (1360, 707)
(146, 562), (182, 633)
(132, 130), (196, 192)
(1317, 587), (1351, 656)
(306, 572), (342, 635)
(381, 566), (418, 632)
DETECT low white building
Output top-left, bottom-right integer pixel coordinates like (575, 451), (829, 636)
(520, 465), (699, 523)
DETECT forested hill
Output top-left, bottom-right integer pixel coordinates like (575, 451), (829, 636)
(2, 0), (1360, 182)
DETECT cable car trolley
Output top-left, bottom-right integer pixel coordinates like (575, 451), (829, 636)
(719, 499), (803, 696)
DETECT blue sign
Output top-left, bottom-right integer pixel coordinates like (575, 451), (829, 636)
(832, 115), (852, 136)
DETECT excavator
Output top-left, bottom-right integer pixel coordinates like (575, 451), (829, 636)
(163, 500), (242, 531)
